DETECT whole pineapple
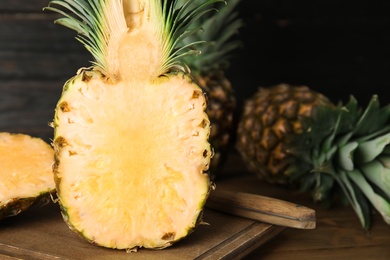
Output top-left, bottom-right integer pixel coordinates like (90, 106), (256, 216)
(0, 133), (55, 220)
(45, 0), (221, 251)
(181, 0), (243, 177)
(237, 84), (390, 229)
(236, 84), (332, 185)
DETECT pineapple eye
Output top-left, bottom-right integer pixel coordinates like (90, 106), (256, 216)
(161, 232), (175, 241)
(81, 69), (93, 82)
(54, 136), (68, 148)
(59, 101), (70, 112)
(200, 119), (207, 128)
(192, 90), (201, 99)
(68, 151), (77, 156)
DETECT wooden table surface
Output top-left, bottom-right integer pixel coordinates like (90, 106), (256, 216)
(214, 153), (390, 260)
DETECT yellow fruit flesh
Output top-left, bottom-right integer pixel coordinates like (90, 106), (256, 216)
(0, 133), (55, 210)
(54, 71), (211, 250)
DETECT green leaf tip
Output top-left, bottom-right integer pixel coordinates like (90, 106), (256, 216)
(161, 0), (227, 74)
(44, 0), (116, 74)
(180, 0), (243, 71)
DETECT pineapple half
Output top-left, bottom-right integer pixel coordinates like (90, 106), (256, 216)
(45, 0), (220, 251)
(0, 133), (55, 220)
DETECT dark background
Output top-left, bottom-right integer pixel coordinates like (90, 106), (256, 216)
(229, 0), (390, 107)
(1, 0), (390, 143)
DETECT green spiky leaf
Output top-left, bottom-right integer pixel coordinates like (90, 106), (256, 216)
(44, 0), (113, 73)
(288, 95), (390, 229)
(44, 0), (224, 76)
(180, 0), (243, 71)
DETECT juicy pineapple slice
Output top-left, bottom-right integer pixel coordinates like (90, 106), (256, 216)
(0, 133), (55, 220)
(45, 0), (217, 250)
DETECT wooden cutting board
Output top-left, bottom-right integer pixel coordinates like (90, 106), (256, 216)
(0, 202), (285, 260)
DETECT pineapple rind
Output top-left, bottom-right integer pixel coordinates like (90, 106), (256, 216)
(0, 191), (54, 220)
(178, 0), (242, 177)
(194, 71), (236, 176)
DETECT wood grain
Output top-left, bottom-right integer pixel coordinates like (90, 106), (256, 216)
(0, 81), (61, 141)
(207, 189), (316, 229)
(0, 0), (88, 141)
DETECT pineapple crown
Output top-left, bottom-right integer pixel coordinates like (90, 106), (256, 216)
(181, 0), (243, 72)
(289, 95), (390, 229)
(44, 0), (225, 77)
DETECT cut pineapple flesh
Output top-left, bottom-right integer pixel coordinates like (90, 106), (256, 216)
(0, 133), (55, 219)
(45, 0), (217, 250)
(53, 70), (211, 250)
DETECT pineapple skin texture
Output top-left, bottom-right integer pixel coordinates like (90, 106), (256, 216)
(194, 70), (236, 178)
(0, 193), (53, 221)
(236, 84), (332, 185)
(52, 68), (212, 251)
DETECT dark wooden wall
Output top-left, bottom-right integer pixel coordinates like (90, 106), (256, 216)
(1, 0), (390, 143)
(0, 0), (91, 142)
